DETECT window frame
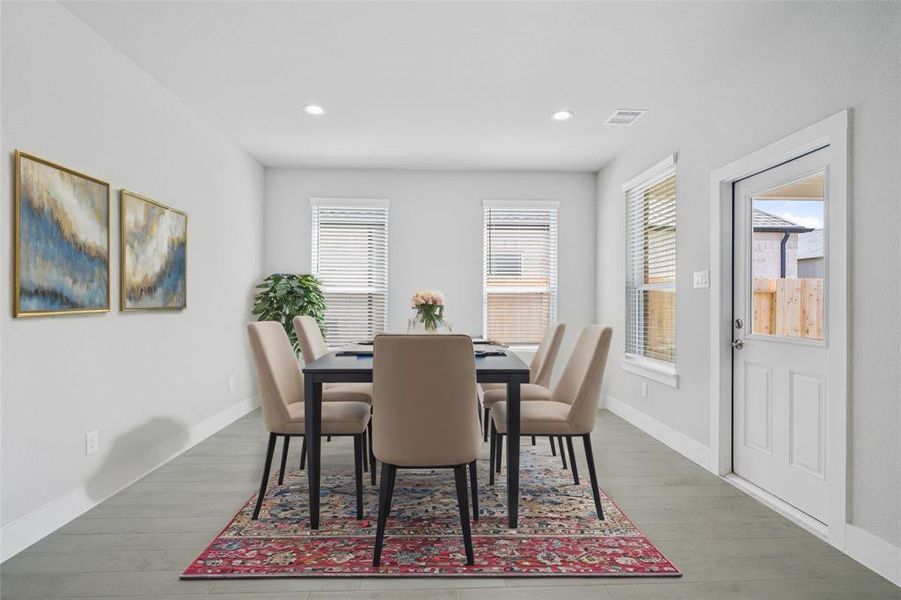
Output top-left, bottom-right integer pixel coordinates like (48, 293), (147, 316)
(622, 155), (679, 388)
(482, 199), (559, 349)
(310, 197), (389, 349)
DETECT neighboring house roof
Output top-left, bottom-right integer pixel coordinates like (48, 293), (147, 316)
(798, 228), (824, 259)
(753, 208), (815, 233)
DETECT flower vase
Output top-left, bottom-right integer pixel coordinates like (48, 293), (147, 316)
(408, 307), (451, 333)
(408, 290), (451, 333)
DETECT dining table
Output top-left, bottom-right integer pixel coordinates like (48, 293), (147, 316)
(301, 344), (530, 529)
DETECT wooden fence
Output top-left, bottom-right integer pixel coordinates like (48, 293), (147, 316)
(752, 278), (823, 339)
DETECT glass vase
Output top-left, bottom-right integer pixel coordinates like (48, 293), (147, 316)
(407, 308), (451, 333)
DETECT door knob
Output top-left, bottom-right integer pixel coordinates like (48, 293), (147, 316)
(731, 339), (744, 350)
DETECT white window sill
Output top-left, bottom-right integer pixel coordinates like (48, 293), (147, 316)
(622, 356), (679, 388)
(507, 345), (537, 364)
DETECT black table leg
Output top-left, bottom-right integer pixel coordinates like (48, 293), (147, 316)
(506, 376), (521, 528)
(304, 376), (322, 529)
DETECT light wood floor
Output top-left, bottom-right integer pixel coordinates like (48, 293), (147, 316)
(2, 409), (898, 599)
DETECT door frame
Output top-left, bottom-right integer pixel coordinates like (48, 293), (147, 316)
(708, 110), (849, 549)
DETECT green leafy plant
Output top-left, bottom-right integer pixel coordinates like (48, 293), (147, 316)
(253, 274), (327, 354)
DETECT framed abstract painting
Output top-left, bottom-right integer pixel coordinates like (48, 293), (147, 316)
(14, 151), (110, 317)
(120, 190), (187, 311)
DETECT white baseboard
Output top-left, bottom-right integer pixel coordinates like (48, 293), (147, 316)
(845, 524), (901, 587)
(601, 394), (712, 469)
(0, 395), (259, 563)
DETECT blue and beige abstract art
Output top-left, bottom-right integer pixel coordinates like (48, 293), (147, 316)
(15, 151), (110, 316)
(121, 190), (187, 310)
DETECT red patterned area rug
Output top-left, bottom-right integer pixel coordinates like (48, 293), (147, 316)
(182, 447), (681, 578)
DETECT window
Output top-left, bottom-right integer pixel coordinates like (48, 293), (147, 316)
(483, 200), (558, 346)
(488, 252), (524, 277)
(624, 155), (677, 376)
(311, 198), (388, 348)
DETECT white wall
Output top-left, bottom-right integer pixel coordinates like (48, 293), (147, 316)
(0, 2), (264, 557)
(753, 232), (799, 280)
(596, 2), (900, 546)
(265, 168), (597, 366)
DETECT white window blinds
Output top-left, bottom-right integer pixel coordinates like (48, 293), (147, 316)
(483, 201), (558, 346)
(624, 155), (677, 363)
(311, 199), (388, 348)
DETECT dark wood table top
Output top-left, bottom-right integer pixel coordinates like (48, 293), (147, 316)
(302, 349), (530, 379)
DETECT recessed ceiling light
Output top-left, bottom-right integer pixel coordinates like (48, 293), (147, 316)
(606, 108), (646, 125)
(302, 104), (326, 116)
(551, 110), (574, 121)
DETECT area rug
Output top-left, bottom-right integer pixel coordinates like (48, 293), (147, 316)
(182, 446), (681, 578)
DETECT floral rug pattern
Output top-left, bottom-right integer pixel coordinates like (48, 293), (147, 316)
(182, 447), (681, 578)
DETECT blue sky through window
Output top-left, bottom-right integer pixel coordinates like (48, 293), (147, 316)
(754, 199), (824, 230)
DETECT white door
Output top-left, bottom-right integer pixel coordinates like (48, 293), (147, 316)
(732, 147), (830, 524)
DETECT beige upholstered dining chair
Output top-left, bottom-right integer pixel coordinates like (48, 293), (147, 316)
(489, 325), (613, 520)
(371, 334), (481, 567)
(293, 315), (374, 404)
(247, 322), (371, 521)
(481, 322), (566, 457)
(293, 315), (376, 483)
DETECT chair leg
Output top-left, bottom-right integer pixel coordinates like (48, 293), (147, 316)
(327, 435), (331, 442)
(362, 429), (369, 472)
(558, 436), (568, 470)
(277, 435), (290, 485)
(531, 436), (536, 446)
(549, 436), (557, 456)
(373, 463), (396, 567)
(252, 432), (278, 520)
(483, 407), (489, 442)
(368, 417), (376, 486)
(353, 434), (364, 519)
(566, 436), (580, 485)
(299, 436), (307, 470)
(582, 434), (604, 520)
(385, 462), (397, 517)
(496, 433), (503, 474)
(468, 460), (479, 521)
(453, 464), (475, 566)
(489, 421), (496, 486)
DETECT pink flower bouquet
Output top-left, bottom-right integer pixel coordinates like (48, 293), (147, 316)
(411, 289), (446, 331)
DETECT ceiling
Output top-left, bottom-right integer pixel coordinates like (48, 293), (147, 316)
(757, 173), (825, 200)
(65, 1), (810, 171)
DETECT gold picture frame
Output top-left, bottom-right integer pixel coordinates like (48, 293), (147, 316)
(14, 150), (111, 317)
(120, 189), (188, 311)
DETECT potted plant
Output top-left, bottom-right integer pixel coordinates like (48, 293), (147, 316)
(253, 274), (327, 354)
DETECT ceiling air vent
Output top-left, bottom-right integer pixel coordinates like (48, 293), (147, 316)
(606, 108), (646, 125)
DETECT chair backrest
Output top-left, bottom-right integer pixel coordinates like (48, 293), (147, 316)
(293, 315), (328, 364)
(550, 325), (613, 434)
(530, 322), (566, 387)
(247, 321), (302, 433)
(373, 334), (480, 467)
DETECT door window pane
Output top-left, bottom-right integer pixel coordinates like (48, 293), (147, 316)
(750, 172), (824, 340)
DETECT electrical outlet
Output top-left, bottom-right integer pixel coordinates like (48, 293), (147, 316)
(693, 270), (710, 289)
(641, 382), (648, 398)
(85, 430), (99, 455)
(228, 376), (235, 393)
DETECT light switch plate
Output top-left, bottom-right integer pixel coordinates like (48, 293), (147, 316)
(693, 270), (710, 289)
